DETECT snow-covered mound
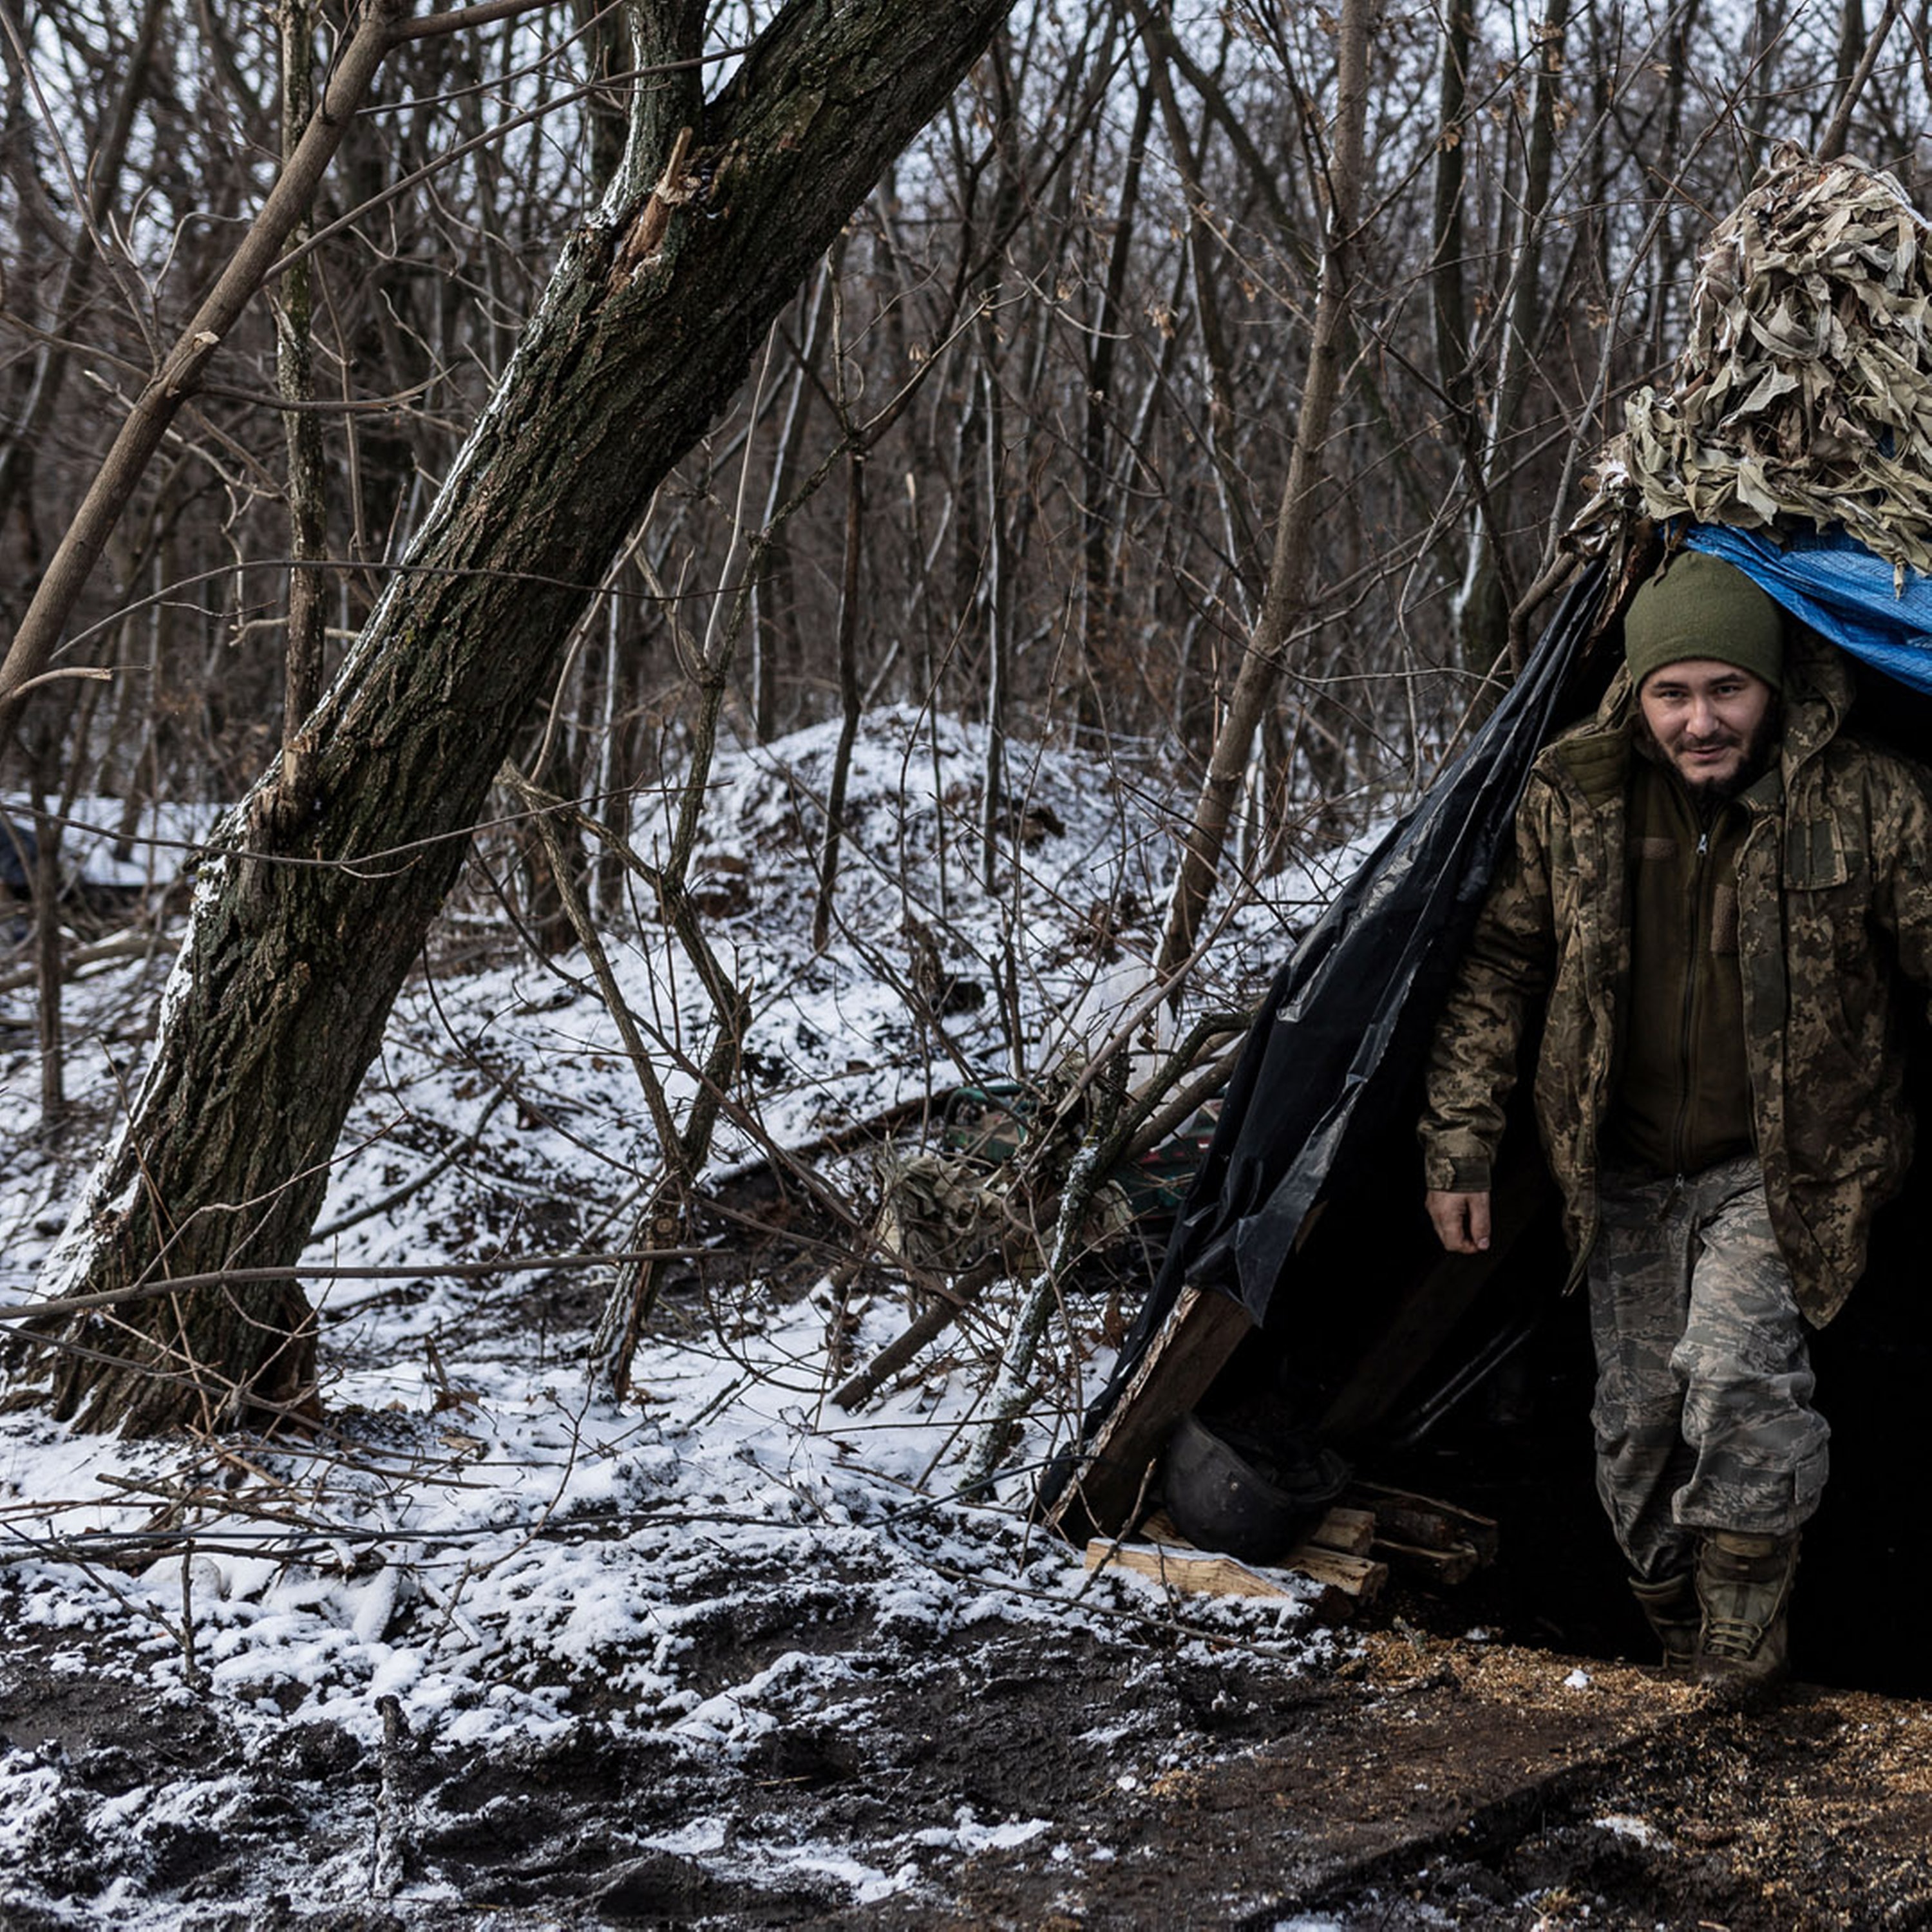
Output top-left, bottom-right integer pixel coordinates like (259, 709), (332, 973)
(0, 708), (1345, 1926)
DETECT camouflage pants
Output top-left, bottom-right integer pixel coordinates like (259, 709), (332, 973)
(1586, 1155), (1828, 1584)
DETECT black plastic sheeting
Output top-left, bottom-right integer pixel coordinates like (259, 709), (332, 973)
(1052, 560), (1615, 1482)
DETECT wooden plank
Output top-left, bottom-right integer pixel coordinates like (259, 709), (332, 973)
(1083, 1534), (1387, 1611)
(1084, 1539), (1298, 1600)
(1045, 1282), (1253, 1544)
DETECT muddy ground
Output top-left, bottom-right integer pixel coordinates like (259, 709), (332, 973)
(6, 1175), (1929, 1929)
(5, 1548), (1931, 1932)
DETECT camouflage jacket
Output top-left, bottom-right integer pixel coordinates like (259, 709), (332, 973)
(1418, 632), (1932, 1324)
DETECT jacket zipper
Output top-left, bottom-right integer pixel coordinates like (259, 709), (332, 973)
(1660, 821), (1712, 1218)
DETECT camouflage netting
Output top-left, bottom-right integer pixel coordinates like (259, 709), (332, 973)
(1570, 146), (1932, 577)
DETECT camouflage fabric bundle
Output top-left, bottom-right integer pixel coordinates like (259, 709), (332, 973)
(1570, 146), (1932, 578)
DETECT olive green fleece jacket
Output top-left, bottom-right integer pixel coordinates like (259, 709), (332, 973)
(1605, 747), (1765, 1177)
(1419, 632), (1932, 1324)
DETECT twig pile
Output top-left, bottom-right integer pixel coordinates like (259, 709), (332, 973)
(1571, 146), (1932, 576)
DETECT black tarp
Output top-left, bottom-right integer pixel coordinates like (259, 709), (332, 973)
(1043, 549), (1932, 1696)
(1049, 560), (1618, 1487)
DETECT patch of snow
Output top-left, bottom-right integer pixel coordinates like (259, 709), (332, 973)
(1594, 1812), (1672, 1848)
(0, 708), (1353, 1924)
(911, 1806), (1054, 1852)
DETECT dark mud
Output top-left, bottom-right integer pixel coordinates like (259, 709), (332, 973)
(6, 1182), (1929, 1928)
(5, 1556), (1932, 1932)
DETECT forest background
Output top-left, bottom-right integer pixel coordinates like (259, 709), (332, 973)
(0, 0), (1923, 1447)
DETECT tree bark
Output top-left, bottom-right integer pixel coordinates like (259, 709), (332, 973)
(1430, 3), (1473, 428)
(1819, 0), (1903, 158)
(1144, 22), (1262, 608)
(278, 0), (329, 797)
(749, 260), (834, 743)
(0, 0), (170, 569)
(811, 445), (866, 953)
(30, 0), (1019, 1435)
(1077, 52), (1153, 728)
(1456, 0), (1570, 672)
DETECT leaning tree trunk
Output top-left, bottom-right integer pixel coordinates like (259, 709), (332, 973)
(30, 0), (1018, 1435)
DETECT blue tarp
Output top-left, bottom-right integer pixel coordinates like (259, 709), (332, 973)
(1684, 524), (1932, 694)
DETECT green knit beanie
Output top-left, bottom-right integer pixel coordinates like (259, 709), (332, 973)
(1624, 552), (1785, 692)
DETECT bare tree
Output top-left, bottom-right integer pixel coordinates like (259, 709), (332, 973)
(24, 0), (1019, 1434)
(3, 0), (1927, 1448)
(1154, 0), (1370, 986)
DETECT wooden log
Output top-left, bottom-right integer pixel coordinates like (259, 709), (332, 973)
(1083, 1539), (1298, 1600)
(1345, 1481), (1499, 1563)
(1083, 1530), (1387, 1613)
(1307, 1504), (1376, 1556)
(1372, 1535), (1482, 1586)
(1285, 1545), (1387, 1605)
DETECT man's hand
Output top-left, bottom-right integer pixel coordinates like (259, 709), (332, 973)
(1426, 1189), (1492, 1255)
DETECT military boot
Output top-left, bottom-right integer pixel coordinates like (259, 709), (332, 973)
(1694, 1529), (1798, 1690)
(1629, 1571), (1700, 1674)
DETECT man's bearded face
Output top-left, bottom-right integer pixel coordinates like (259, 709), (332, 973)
(1637, 659), (1778, 803)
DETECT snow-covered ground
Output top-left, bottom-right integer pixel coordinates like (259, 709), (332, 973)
(0, 710), (1373, 1927)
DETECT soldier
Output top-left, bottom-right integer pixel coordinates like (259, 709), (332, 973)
(1419, 549), (1932, 1687)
